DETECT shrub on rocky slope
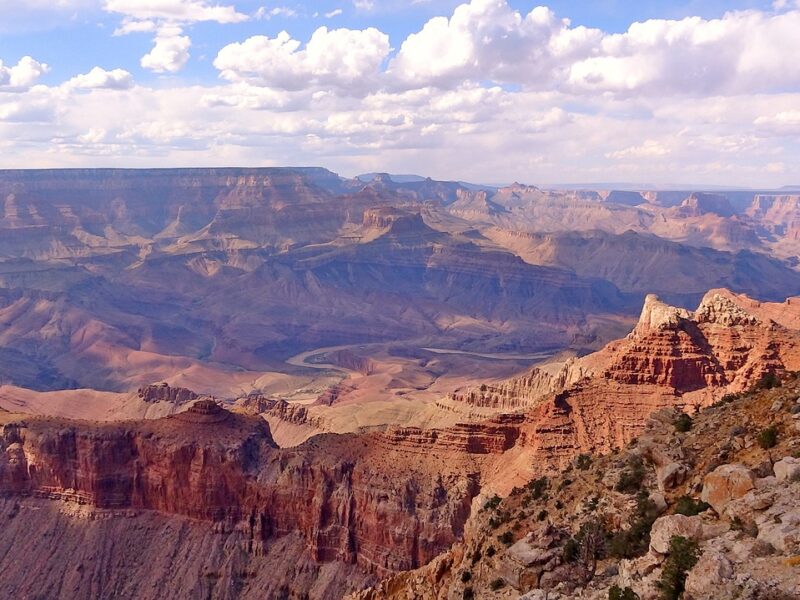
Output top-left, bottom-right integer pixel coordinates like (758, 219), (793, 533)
(351, 374), (800, 600)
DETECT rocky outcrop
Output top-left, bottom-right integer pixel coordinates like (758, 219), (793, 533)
(137, 383), (199, 404)
(351, 373), (800, 600)
(0, 404), (486, 591)
(701, 464), (756, 515)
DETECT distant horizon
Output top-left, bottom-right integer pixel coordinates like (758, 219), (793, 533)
(0, 165), (797, 192)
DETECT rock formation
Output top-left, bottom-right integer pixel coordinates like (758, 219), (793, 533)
(351, 373), (800, 600)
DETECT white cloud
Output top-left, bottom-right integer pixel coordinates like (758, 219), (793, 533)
(104, 0), (247, 23)
(389, 1), (601, 90)
(255, 6), (297, 20)
(390, 1), (800, 97)
(0, 56), (49, 90)
(325, 8), (343, 18)
(606, 140), (671, 160)
(214, 26), (390, 92)
(566, 10), (800, 95)
(114, 18), (158, 34)
(67, 67), (135, 90)
(141, 26), (191, 72)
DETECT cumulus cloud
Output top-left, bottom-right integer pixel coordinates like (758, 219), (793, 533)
(104, 0), (247, 23)
(141, 26), (191, 72)
(389, 0), (800, 96)
(67, 67), (135, 90)
(566, 10), (800, 95)
(107, 0), (247, 73)
(0, 56), (49, 90)
(214, 26), (390, 92)
(389, 1), (601, 90)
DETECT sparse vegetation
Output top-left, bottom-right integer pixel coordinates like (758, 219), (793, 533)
(563, 537), (580, 563)
(460, 570), (472, 583)
(673, 496), (710, 517)
(497, 531), (514, 546)
(754, 372), (781, 391)
(757, 425), (778, 449)
(609, 585), (639, 600)
(576, 453), (593, 470)
(656, 536), (700, 600)
(463, 586), (474, 600)
(483, 495), (501, 511)
(674, 413), (693, 433)
(489, 578), (506, 591)
(526, 476), (549, 501)
(608, 492), (659, 559)
(615, 456), (647, 494)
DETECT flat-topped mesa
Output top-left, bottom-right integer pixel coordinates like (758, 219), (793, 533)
(361, 206), (427, 234)
(382, 414), (525, 454)
(138, 383), (199, 404)
(174, 398), (229, 424)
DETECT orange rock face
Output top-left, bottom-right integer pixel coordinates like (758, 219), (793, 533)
(0, 405), (483, 579)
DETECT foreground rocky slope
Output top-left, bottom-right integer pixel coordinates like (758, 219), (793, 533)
(352, 375), (800, 599)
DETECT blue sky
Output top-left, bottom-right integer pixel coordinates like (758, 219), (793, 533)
(1, 1), (799, 186)
(0, 1), (779, 84)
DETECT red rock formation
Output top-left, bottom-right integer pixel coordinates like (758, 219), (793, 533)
(137, 383), (199, 404)
(0, 405), (484, 579)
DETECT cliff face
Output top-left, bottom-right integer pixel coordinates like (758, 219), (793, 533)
(0, 400), (485, 588)
(450, 290), (800, 472)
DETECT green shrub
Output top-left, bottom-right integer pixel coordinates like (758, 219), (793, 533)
(576, 454), (593, 470)
(674, 413), (692, 433)
(657, 536), (699, 600)
(497, 531), (514, 546)
(526, 476), (549, 500)
(608, 492), (659, 559)
(485, 545), (496, 557)
(563, 537), (579, 563)
(489, 578), (505, 591)
(673, 496), (710, 517)
(460, 570), (472, 583)
(537, 509), (548, 521)
(615, 456), (647, 494)
(757, 426), (778, 449)
(483, 495), (501, 511)
(609, 585), (639, 600)
(463, 587), (474, 600)
(754, 372), (781, 390)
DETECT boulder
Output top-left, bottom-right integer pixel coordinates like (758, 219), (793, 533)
(683, 550), (733, 599)
(649, 515), (704, 554)
(657, 462), (688, 491)
(774, 456), (800, 482)
(701, 464), (755, 515)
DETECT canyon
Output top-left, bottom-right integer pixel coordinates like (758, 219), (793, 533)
(2, 287), (799, 598)
(2, 168), (800, 598)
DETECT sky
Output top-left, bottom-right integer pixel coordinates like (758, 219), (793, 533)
(1, 0), (799, 187)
